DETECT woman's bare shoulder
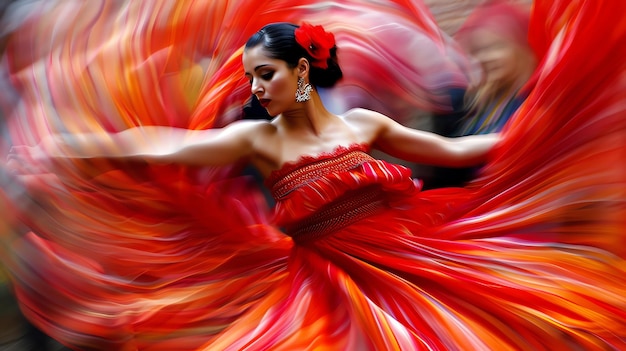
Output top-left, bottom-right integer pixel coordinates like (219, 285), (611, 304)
(227, 118), (275, 130)
(341, 108), (392, 131)
(342, 108), (388, 121)
(339, 108), (392, 144)
(210, 118), (277, 140)
(232, 119), (279, 147)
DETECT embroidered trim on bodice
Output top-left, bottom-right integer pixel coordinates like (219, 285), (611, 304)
(286, 186), (385, 243)
(266, 143), (373, 199)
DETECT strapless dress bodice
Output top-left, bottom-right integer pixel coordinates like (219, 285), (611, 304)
(265, 144), (422, 242)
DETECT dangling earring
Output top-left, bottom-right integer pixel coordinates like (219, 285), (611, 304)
(295, 77), (312, 103)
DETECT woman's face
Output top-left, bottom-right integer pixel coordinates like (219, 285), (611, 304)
(243, 46), (300, 116)
(466, 28), (521, 88)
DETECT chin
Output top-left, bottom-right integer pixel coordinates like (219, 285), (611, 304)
(264, 108), (279, 118)
(266, 103), (286, 117)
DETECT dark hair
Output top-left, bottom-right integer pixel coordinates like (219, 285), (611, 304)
(242, 95), (272, 120)
(245, 22), (342, 88)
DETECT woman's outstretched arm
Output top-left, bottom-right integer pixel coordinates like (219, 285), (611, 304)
(351, 109), (500, 167)
(33, 120), (264, 167)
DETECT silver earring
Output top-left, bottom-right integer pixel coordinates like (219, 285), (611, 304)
(295, 77), (312, 103)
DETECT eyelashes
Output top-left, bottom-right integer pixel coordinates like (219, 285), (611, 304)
(247, 72), (274, 85)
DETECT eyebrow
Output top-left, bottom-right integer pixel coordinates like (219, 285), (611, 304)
(244, 64), (270, 76)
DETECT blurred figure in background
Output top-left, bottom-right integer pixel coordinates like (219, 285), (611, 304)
(428, 0), (536, 188)
(0, 0), (69, 349)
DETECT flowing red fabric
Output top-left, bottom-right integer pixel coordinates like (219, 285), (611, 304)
(0, 0), (625, 350)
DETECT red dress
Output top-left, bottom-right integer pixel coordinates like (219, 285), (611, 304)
(194, 142), (625, 350)
(1, 0), (625, 350)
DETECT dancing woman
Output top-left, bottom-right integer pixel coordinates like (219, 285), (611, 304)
(2, 1), (625, 350)
(31, 22), (497, 180)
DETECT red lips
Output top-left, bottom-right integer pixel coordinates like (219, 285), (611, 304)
(259, 99), (270, 108)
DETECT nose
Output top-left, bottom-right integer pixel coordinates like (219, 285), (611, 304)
(251, 78), (264, 96)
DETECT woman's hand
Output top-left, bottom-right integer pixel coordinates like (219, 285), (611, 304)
(6, 134), (110, 181)
(7, 143), (53, 176)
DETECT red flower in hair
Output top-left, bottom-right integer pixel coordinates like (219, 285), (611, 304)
(294, 22), (335, 69)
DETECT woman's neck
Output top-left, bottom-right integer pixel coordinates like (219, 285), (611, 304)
(280, 94), (334, 136)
